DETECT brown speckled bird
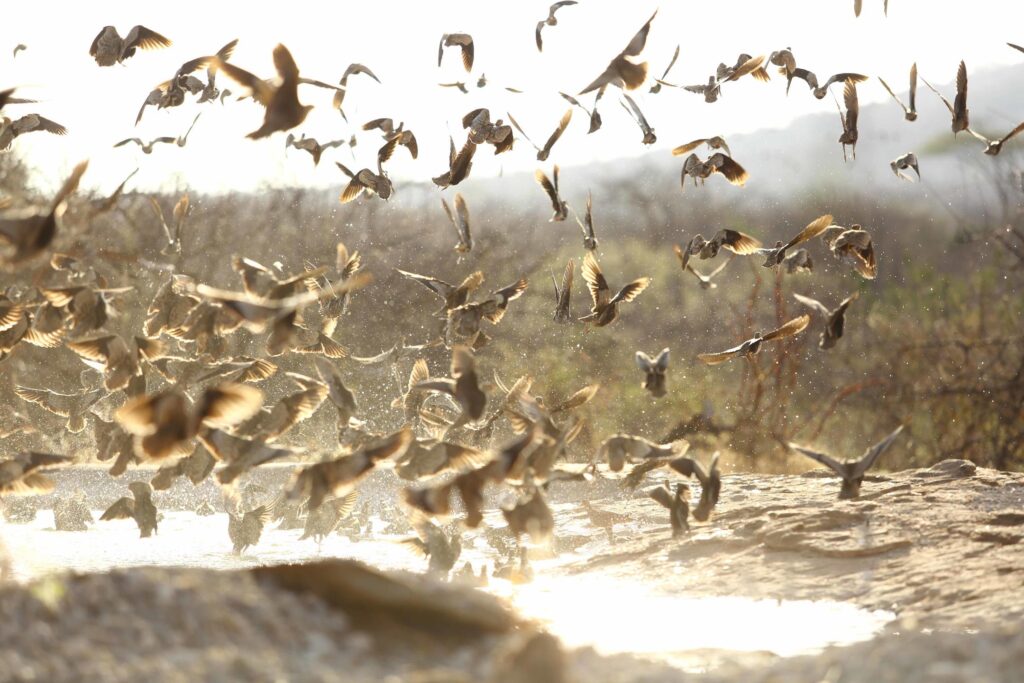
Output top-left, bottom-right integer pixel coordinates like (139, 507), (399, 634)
(793, 292), (859, 350)
(580, 10), (657, 93)
(790, 426), (904, 499)
(579, 252), (650, 327)
(218, 44), (312, 139)
(697, 315), (811, 365)
(90, 25), (171, 66)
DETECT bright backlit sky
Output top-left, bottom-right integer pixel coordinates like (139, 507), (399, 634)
(2, 0), (1023, 195)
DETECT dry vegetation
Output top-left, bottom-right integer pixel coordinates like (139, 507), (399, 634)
(2, 149), (1023, 472)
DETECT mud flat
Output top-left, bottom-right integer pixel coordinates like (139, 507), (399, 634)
(1, 459), (1022, 682)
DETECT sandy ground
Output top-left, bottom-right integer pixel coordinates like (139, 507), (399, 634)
(1, 458), (1023, 682)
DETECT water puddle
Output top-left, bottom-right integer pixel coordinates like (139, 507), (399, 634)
(1, 510), (893, 670)
(497, 573), (893, 670)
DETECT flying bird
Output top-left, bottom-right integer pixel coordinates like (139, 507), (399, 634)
(560, 90), (604, 134)
(580, 10), (657, 93)
(441, 193), (473, 256)
(228, 505), (270, 554)
(635, 348), (669, 398)
(218, 44), (312, 139)
(332, 63), (381, 119)
(697, 315), (811, 365)
(787, 69), (868, 99)
(536, 1), (577, 51)
(438, 33), (475, 72)
(669, 452), (721, 521)
(100, 481), (158, 537)
(649, 45), (681, 94)
(620, 94), (656, 144)
(90, 25), (171, 66)
(967, 122), (1024, 156)
(286, 133), (348, 166)
(579, 251), (651, 327)
(822, 225), (877, 279)
(336, 162), (393, 203)
(922, 61), (969, 134)
(679, 152), (748, 188)
(415, 346), (487, 428)
(792, 292), (859, 350)
(674, 247), (730, 289)
(756, 214), (833, 267)
(439, 81), (469, 94)
(0, 113), (67, 150)
(0, 452), (71, 495)
(878, 64), (917, 121)
(573, 192), (599, 251)
(534, 165), (568, 221)
(0, 160), (87, 264)
(890, 153), (920, 181)
(790, 426), (904, 499)
(672, 136), (732, 158)
(432, 137), (477, 188)
(648, 482), (690, 537)
(551, 258), (574, 323)
(508, 108), (572, 161)
(836, 79), (859, 161)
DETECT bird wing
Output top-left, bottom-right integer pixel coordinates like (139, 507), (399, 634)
(558, 258), (574, 307)
(878, 77), (908, 114)
(718, 229), (763, 255)
(581, 252), (609, 308)
(14, 386), (77, 416)
(671, 139), (707, 157)
(648, 485), (674, 509)
(609, 277), (651, 305)
(534, 169), (561, 211)
(921, 77), (954, 115)
(123, 25), (172, 53)
(660, 44), (681, 80)
(396, 269), (453, 300)
(668, 455), (709, 484)
(218, 61), (275, 106)
(453, 192), (471, 244)
(19, 116), (67, 136)
(784, 214), (834, 250)
(697, 345), (743, 365)
(762, 314), (811, 341)
(635, 351), (655, 373)
(540, 108), (572, 157)
(853, 425), (904, 478)
(954, 60), (968, 118)
(549, 383), (600, 413)
(508, 112), (540, 151)
(998, 120), (1024, 146)
(908, 63), (917, 112)
(101, 496), (135, 520)
(621, 10), (657, 57)
(843, 80), (859, 131)
(196, 383), (264, 428)
(708, 154), (748, 186)
(792, 293), (831, 317)
(790, 443), (846, 476)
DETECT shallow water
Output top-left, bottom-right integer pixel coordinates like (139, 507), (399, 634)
(1, 508), (893, 670)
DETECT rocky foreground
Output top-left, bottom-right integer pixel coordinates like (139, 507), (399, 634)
(1, 459), (1023, 682)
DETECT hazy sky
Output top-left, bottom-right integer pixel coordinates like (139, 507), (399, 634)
(2, 0), (1023, 196)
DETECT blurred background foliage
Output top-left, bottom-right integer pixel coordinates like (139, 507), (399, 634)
(2, 147), (1022, 473)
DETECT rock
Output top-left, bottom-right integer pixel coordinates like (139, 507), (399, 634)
(919, 459), (976, 478)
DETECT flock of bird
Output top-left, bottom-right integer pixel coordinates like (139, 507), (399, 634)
(0, 5), (1011, 575)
